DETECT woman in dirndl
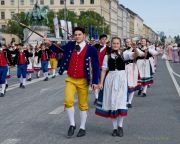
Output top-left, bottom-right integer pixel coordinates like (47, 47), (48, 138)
(27, 45), (34, 81)
(124, 38), (140, 108)
(34, 45), (41, 78)
(136, 38), (158, 97)
(95, 37), (135, 137)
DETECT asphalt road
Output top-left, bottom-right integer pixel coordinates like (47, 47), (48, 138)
(0, 58), (180, 144)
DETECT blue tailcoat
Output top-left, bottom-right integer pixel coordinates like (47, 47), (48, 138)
(49, 41), (100, 85)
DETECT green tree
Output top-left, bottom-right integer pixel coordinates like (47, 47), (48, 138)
(78, 11), (110, 38)
(5, 12), (28, 40)
(46, 10), (55, 33)
(57, 9), (78, 26)
(161, 35), (166, 45)
(174, 35), (180, 44)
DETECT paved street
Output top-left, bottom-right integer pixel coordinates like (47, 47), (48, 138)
(0, 58), (180, 144)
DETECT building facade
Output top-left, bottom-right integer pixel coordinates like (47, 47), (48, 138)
(134, 14), (144, 39)
(0, 0), (157, 43)
(117, 4), (123, 38)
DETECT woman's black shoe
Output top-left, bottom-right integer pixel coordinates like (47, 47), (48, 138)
(117, 127), (123, 137)
(112, 129), (118, 137)
(127, 104), (132, 108)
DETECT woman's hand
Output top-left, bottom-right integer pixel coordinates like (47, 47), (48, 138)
(98, 83), (103, 90)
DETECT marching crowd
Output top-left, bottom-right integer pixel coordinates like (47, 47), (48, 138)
(0, 26), (166, 138)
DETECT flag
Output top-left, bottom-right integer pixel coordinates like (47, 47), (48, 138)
(53, 15), (59, 38)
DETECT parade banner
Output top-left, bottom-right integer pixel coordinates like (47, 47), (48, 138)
(74, 23), (78, 27)
(53, 15), (60, 38)
(67, 21), (72, 36)
(60, 20), (67, 39)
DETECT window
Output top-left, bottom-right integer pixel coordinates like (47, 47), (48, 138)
(50, 0), (54, 5)
(40, 0), (44, 5)
(1, 0), (5, 5)
(11, 11), (15, 18)
(1, 12), (5, 19)
(10, 0), (14, 5)
(60, 0), (64, 5)
(2, 25), (6, 29)
(80, 0), (84, 4)
(20, 0), (24, 5)
(70, 0), (74, 4)
(90, 0), (94, 4)
(30, 0), (34, 5)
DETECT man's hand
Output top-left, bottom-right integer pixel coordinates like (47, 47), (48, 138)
(92, 84), (98, 91)
(43, 37), (51, 45)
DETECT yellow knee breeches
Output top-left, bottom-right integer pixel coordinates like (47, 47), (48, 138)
(64, 76), (88, 111)
(50, 58), (57, 69)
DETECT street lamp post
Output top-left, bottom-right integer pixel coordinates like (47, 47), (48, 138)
(18, 0), (19, 14)
(64, 0), (68, 40)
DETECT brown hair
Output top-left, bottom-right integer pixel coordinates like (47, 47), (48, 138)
(111, 37), (121, 46)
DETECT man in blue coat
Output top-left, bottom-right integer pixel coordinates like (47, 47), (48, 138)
(45, 27), (99, 138)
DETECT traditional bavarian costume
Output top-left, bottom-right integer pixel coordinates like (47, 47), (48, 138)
(49, 40), (99, 137)
(95, 50), (134, 137)
(124, 47), (140, 108)
(13, 48), (33, 88)
(0, 48), (12, 96)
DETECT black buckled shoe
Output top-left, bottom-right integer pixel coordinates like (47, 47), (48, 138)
(77, 129), (86, 137)
(19, 83), (23, 88)
(52, 75), (56, 78)
(67, 125), (76, 138)
(117, 127), (123, 137)
(44, 77), (48, 81)
(112, 129), (118, 137)
(0, 93), (5, 97)
(21, 85), (25, 89)
(27, 78), (32, 81)
(142, 93), (146, 97)
(6, 84), (8, 89)
(138, 90), (142, 96)
(127, 104), (132, 108)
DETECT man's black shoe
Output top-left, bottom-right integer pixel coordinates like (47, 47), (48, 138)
(112, 129), (118, 137)
(52, 75), (56, 78)
(117, 127), (123, 137)
(138, 90), (142, 95)
(6, 84), (8, 89)
(21, 85), (25, 89)
(19, 83), (23, 88)
(0, 93), (5, 97)
(77, 129), (86, 137)
(27, 78), (32, 81)
(67, 125), (76, 138)
(44, 77), (48, 81)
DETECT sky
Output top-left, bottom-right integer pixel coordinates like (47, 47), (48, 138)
(119, 0), (180, 37)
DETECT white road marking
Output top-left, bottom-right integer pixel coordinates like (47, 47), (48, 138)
(49, 106), (65, 115)
(166, 60), (180, 97)
(172, 70), (180, 78)
(0, 139), (20, 144)
(6, 74), (61, 92)
(40, 84), (65, 94)
(49, 99), (78, 115)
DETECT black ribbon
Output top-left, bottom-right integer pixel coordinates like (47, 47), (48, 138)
(75, 45), (81, 52)
(99, 45), (104, 49)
